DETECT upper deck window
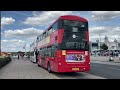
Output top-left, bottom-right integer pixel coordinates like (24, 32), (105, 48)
(52, 22), (58, 32)
(60, 19), (88, 32)
(48, 27), (53, 35)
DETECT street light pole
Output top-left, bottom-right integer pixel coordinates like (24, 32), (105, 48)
(96, 38), (99, 50)
(99, 34), (101, 56)
(108, 43), (111, 61)
(115, 39), (118, 50)
(99, 34), (101, 50)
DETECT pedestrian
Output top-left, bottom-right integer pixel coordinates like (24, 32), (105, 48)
(35, 49), (39, 63)
(20, 52), (24, 60)
(110, 52), (114, 61)
(18, 51), (21, 60)
(118, 52), (120, 60)
(18, 54), (19, 60)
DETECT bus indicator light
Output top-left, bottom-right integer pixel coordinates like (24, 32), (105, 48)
(62, 50), (66, 55)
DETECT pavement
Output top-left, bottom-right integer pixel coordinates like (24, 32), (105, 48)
(90, 55), (120, 63)
(0, 57), (59, 79)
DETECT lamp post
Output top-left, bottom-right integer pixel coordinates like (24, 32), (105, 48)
(96, 39), (99, 50)
(96, 39), (99, 56)
(114, 39), (118, 50)
(99, 34), (101, 56)
(108, 43), (111, 61)
(99, 34), (101, 50)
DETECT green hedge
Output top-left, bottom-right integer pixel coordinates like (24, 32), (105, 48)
(0, 57), (11, 69)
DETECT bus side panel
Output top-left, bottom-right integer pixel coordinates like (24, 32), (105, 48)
(53, 56), (59, 72)
(58, 29), (64, 43)
(51, 57), (58, 72)
(43, 57), (58, 72)
(50, 30), (58, 44)
(37, 55), (42, 66)
(84, 51), (90, 71)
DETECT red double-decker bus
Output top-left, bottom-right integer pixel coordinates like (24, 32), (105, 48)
(36, 15), (90, 73)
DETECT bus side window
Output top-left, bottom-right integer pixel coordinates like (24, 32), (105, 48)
(46, 31), (48, 37)
(38, 36), (39, 41)
(43, 48), (45, 57)
(41, 34), (43, 40)
(39, 35), (41, 41)
(47, 46), (52, 57)
(51, 46), (55, 57)
(45, 48), (48, 56)
(43, 32), (45, 39)
(55, 45), (58, 52)
(41, 49), (43, 56)
(54, 45), (58, 56)
(36, 37), (39, 42)
(48, 27), (53, 35)
(39, 48), (42, 55)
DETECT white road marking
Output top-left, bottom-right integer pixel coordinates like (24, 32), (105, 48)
(80, 72), (106, 79)
(107, 67), (120, 71)
(52, 72), (106, 79)
(91, 61), (120, 66)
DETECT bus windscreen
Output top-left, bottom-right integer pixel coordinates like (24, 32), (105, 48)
(59, 20), (89, 50)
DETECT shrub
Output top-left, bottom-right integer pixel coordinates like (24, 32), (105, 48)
(0, 56), (11, 69)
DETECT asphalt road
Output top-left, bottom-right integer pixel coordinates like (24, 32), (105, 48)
(53, 62), (120, 79)
(89, 62), (120, 79)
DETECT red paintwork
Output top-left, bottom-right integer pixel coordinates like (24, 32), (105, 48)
(57, 50), (90, 72)
(59, 15), (88, 22)
(37, 15), (90, 73)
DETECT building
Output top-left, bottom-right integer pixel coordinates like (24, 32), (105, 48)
(0, 52), (11, 57)
(90, 36), (120, 52)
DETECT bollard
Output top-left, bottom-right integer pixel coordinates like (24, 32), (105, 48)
(109, 56), (114, 61)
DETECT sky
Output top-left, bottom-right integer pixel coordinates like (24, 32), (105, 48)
(1, 11), (120, 52)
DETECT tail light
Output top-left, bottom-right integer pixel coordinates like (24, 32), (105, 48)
(62, 50), (66, 55)
(58, 51), (62, 58)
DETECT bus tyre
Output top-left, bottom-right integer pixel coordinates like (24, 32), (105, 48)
(47, 62), (51, 73)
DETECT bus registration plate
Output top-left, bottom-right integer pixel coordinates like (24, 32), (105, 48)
(72, 68), (79, 70)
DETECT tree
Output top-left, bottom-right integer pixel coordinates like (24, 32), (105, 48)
(100, 44), (108, 50)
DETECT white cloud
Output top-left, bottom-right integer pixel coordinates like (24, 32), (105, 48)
(91, 11), (120, 21)
(24, 11), (73, 26)
(3, 27), (43, 40)
(89, 26), (112, 34)
(89, 26), (120, 42)
(1, 39), (33, 52)
(2, 27), (43, 52)
(1, 17), (15, 28)
(1, 39), (25, 52)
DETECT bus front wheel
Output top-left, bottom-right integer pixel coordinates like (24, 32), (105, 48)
(47, 62), (51, 73)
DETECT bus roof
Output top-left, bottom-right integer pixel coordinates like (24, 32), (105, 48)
(37, 15), (88, 38)
(59, 15), (88, 22)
